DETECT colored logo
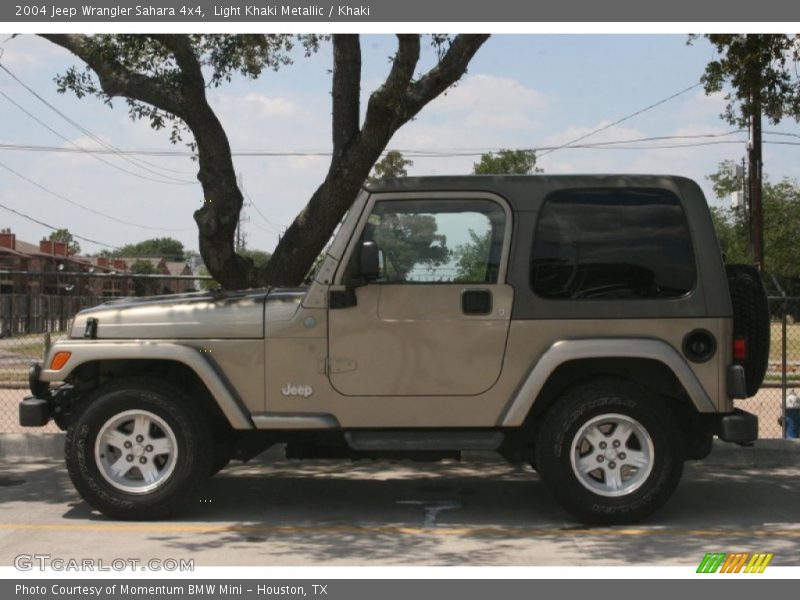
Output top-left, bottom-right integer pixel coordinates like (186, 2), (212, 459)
(697, 552), (773, 573)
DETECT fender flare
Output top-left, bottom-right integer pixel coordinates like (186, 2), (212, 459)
(39, 340), (254, 430)
(498, 338), (716, 427)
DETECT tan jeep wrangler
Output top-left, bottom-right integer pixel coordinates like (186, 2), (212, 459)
(21, 175), (769, 524)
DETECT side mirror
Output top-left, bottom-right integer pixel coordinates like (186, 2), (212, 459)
(359, 241), (380, 280)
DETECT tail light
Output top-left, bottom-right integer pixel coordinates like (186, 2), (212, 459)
(733, 337), (748, 362)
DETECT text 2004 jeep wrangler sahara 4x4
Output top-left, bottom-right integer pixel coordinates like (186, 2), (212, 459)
(21, 175), (770, 524)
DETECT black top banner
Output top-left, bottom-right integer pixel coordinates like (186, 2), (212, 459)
(5, 0), (800, 22)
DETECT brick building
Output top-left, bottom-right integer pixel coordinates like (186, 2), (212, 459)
(0, 230), (98, 295)
(0, 229), (193, 298)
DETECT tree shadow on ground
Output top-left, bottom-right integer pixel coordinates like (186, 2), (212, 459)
(128, 461), (800, 566)
(4, 457), (799, 566)
(0, 460), (76, 505)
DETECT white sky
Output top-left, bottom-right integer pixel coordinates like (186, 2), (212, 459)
(1, 33), (799, 256)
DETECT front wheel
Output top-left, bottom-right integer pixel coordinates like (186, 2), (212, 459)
(66, 378), (213, 520)
(535, 378), (684, 525)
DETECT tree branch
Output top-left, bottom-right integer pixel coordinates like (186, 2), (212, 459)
(382, 35), (421, 96)
(148, 34), (206, 92)
(360, 34), (487, 143)
(263, 34), (490, 286)
(40, 34), (186, 116)
(39, 33), (491, 289)
(407, 34), (489, 114)
(361, 35), (420, 137)
(331, 35), (362, 156)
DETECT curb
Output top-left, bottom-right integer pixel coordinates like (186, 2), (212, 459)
(0, 433), (65, 460)
(694, 438), (800, 468)
(1, 434), (798, 465)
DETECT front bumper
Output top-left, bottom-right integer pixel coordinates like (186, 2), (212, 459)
(19, 386), (76, 428)
(19, 361), (73, 428)
(20, 362), (49, 427)
(19, 396), (50, 427)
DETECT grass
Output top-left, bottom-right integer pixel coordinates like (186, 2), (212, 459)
(0, 333), (48, 359)
(5, 342), (45, 359)
(769, 322), (800, 364)
(0, 371), (25, 382)
(764, 373), (800, 383)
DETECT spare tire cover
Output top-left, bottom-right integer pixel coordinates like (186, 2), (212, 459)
(726, 264), (770, 397)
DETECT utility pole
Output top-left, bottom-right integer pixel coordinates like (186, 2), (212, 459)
(746, 35), (765, 272)
(748, 98), (764, 272)
(235, 173), (248, 252)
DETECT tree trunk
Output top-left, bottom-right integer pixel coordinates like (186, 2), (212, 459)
(261, 146), (381, 286)
(262, 34), (489, 286)
(38, 33), (489, 290)
(187, 101), (258, 289)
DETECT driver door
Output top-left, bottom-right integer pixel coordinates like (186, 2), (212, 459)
(328, 194), (513, 397)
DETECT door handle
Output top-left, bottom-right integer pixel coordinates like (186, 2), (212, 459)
(461, 289), (492, 315)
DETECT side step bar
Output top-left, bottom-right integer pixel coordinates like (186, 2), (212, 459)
(344, 430), (504, 452)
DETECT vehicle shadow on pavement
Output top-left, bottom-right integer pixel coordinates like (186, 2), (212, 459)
(103, 460), (800, 564)
(135, 461), (565, 565)
(4, 458), (799, 565)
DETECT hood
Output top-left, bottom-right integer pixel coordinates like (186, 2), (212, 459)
(70, 288), (305, 339)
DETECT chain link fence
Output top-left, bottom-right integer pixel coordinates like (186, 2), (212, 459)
(743, 296), (800, 439)
(1, 270), (210, 433)
(1, 274), (799, 438)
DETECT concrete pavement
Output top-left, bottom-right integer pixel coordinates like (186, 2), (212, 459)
(1, 440), (799, 567)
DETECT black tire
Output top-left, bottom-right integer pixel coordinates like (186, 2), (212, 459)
(210, 448), (233, 476)
(726, 264), (770, 397)
(65, 377), (213, 520)
(535, 378), (684, 525)
(684, 432), (713, 461)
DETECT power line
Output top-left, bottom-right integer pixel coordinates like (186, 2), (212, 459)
(0, 200), (118, 250)
(0, 159), (194, 232)
(764, 130), (800, 140)
(0, 143), (193, 156)
(0, 61), (197, 183)
(0, 61), (195, 180)
(0, 131), (758, 158)
(0, 144), (337, 157)
(537, 83), (703, 159)
(0, 89), (196, 186)
(574, 129), (744, 146)
(560, 140), (746, 150)
(248, 219), (282, 236)
(239, 177), (285, 233)
(1, 138), (777, 155)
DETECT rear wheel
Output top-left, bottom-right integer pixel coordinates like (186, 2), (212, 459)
(535, 378), (684, 524)
(66, 378), (213, 520)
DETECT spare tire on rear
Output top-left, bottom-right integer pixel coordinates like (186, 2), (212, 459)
(726, 264), (770, 397)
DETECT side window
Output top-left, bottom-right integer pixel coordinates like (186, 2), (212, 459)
(531, 189), (696, 299)
(362, 199), (506, 284)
